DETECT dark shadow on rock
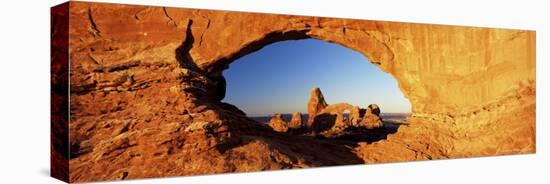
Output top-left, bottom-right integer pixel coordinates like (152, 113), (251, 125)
(175, 19), (200, 71)
(326, 121), (409, 145)
(175, 19), (227, 102)
(311, 113), (337, 132)
(236, 124), (364, 166)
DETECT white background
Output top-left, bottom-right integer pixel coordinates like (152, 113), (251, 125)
(0, 0), (548, 183)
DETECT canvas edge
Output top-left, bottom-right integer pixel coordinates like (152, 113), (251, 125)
(51, 1), (70, 183)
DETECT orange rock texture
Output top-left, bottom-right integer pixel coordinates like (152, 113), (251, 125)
(307, 87), (329, 127)
(268, 114), (289, 132)
(60, 1), (535, 182)
(358, 104), (384, 129)
(288, 112), (304, 129)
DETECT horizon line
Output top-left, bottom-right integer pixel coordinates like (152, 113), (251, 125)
(247, 112), (412, 117)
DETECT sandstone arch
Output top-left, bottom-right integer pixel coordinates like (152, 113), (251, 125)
(192, 27), (398, 105)
(174, 10), (535, 158)
(174, 10), (535, 121)
(313, 103), (361, 130)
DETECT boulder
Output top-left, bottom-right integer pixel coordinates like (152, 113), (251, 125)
(358, 104), (384, 129)
(268, 114), (289, 133)
(367, 104), (381, 116)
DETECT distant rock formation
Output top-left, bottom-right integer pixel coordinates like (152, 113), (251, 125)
(314, 103), (361, 130)
(306, 87), (382, 132)
(268, 114), (288, 132)
(307, 87), (365, 132)
(307, 87), (328, 127)
(357, 104), (384, 129)
(288, 112), (303, 129)
(367, 104), (381, 116)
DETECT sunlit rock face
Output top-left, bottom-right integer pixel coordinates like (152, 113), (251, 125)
(288, 112), (304, 129)
(268, 114), (289, 133)
(64, 1), (535, 182)
(358, 104), (384, 129)
(307, 87), (329, 127)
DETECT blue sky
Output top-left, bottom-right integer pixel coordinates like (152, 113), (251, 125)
(222, 39), (410, 116)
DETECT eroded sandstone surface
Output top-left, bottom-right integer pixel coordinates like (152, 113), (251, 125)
(358, 104), (384, 129)
(62, 2), (536, 182)
(288, 112), (304, 129)
(307, 87), (329, 127)
(268, 114), (289, 133)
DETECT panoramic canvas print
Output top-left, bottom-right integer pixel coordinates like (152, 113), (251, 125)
(51, 1), (536, 183)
